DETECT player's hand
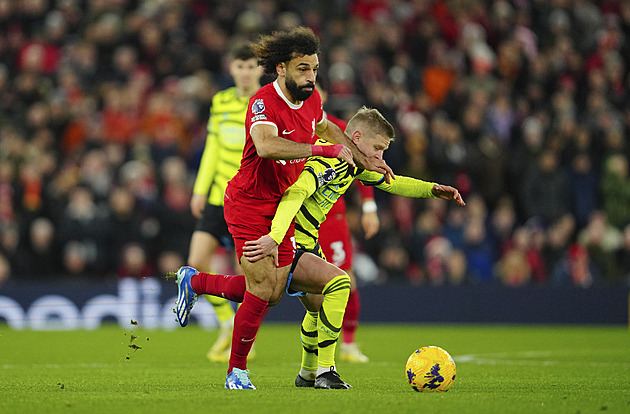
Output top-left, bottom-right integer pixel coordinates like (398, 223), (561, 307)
(352, 150), (396, 184)
(335, 146), (355, 167)
(431, 184), (466, 206)
(361, 211), (380, 239)
(190, 194), (206, 218)
(243, 235), (279, 266)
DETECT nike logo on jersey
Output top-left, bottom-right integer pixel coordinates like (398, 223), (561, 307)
(241, 337), (255, 342)
(282, 129), (295, 134)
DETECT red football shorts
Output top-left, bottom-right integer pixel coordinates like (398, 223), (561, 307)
(224, 191), (296, 268)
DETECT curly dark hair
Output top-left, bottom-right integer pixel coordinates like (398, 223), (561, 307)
(253, 26), (320, 75)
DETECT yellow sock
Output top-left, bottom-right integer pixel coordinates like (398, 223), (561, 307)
(317, 275), (351, 369)
(300, 311), (319, 372)
(205, 295), (235, 324)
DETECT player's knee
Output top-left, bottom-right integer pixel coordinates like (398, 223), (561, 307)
(267, 284), (285, 307)
(322, 273), (351, 296)
(247, 283), (274, 301)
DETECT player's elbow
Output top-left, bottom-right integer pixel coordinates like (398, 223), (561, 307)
(252, 134), (277, 159)
(255, 145), (274, 159)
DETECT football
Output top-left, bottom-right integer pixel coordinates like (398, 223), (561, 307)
(405, 346), (456, 392)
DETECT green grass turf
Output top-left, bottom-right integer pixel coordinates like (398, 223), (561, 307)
(1, 323), (629, 414)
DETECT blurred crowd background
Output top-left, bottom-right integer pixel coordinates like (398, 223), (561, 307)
(0, 0), (629, 288)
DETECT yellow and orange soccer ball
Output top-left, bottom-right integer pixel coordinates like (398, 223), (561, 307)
(405, 346), (456, 392)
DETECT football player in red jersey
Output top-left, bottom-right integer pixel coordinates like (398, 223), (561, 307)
(174, 27), (394, 390)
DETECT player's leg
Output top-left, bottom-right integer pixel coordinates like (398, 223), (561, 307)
(188, 203), (238, 362)
(225, 257), (289, 389)
(340, 269), (369, 362)
(319, 213), (368, 362)
(222, 198), (292, 389)
(188, 231), (236, 361)
(291, 253), (352, 389)
(173, 266), (245, 327)
(294, 294), (322, 387)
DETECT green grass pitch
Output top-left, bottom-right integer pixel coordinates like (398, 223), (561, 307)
(1, 323), (629, 413)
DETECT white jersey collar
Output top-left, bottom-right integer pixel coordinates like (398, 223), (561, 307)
(273, 80), (303, 110)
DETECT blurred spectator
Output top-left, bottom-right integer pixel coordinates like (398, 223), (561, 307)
(577, 210), (623, 284)
(56, 184), (110, 277)
(0, 220), (20, 272)
(617, 224), (630, 285)
(542, 214), (576, 273)
(155, 250), (184, 278)
(444, 248), (470, 286)
(0, 160), (16, 223)
(442, 206), (466, 249)
(551, 243), (601, 288)
(520, 149), (571, 226)
(117, 242), (154, 279)
(406, 208), (442, 272)
(0, 0), (628, 287)
(107, 185), (148, 268)
(461, 217), (495, 284)
(497, 222), (547, 287)
(427, 114), (478, 192)
(15, 217), (62, 277)
(423, 235), (452, 285)
(488, 195), (517, 254)
(0, 251), (10, 286)
(155, 156), (195, 258)
(61, 240), (91, 278)
(600, 153), (630, 229)
(567, 151), (599, 229)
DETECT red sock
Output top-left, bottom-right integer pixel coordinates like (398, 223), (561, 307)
(190, 272), (246, 302)
(228, 291), (268, 372)
(342, 289), (360, 344)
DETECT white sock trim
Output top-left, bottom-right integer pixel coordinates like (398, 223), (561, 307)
(299, 368), (316, 381)
(317, 366), (335, 377)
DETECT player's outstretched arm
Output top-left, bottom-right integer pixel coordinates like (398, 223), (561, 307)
(363, 171), (466, 206)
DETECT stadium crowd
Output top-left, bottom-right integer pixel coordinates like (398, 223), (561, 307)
(0, 0), (629, 288)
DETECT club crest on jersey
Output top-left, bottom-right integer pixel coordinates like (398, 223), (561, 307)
(317, 168), (336, 187)
(252, 99), (265, 114)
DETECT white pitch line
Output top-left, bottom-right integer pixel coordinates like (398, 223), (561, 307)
(0, 362), (195, 370)
(454, 353), (630, 368)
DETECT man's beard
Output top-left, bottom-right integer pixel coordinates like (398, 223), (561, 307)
(286, 75), (315, 102)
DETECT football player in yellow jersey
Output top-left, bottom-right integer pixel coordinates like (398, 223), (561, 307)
(187, 43), (263, 362)
(243, 106), (465, 386)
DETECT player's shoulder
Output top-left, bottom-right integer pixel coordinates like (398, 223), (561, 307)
(305, 153), (346, 179)
(313, 138), (331, 146)
(249, 83), (279, 112)
(251, 82), (276, 100)
(213, 86), (238, 102)
(210, 87), (245, 114)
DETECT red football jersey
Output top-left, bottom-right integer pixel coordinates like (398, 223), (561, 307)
(226, 80), (325, 215)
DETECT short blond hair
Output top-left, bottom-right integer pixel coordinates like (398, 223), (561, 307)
(347, 106), (395, 141)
